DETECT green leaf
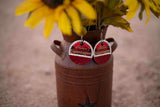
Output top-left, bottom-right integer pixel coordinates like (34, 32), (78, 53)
(86, 0), (96, 3)
(151, 8), (160, 18)
(113, 4), (128, 16)
(27, 11), (33, 19)
(102, 8), (114, 18)
(149, 0), (160, 18)
(95, 1), (105, 28)
(139, 2), (145, 20)
(102, 4), (127, 18)
(102, 16), (133, 32)
(95, 1), (104, 17)
(107, 0), (121, 9)
(82, 19), (96, 26)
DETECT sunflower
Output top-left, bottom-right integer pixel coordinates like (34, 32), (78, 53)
(15, 0), (96, 38)
(125, 0), (160, 24)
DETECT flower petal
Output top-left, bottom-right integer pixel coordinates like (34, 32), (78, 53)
(57, 10), (72, 35)
(72, 0), (96, 19)
(125, 0), (139, 20)
(149, 0), (160, 17)
(142, 0), (150, 24)
(44, 10), (56, 38)
(25, 5), (50, 28)
(63, 0), (71, 5)
(15, 0), (43, 16)
(153, 0), (160, 6)
(66, 6), (82, 35)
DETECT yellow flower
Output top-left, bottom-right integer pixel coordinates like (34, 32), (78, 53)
(125, 0), (139, 20)
(125, 0), (160, 24)
(142, 0), (150, 24)
(149, 0), (160, 16)
(15, 0), (96, 38)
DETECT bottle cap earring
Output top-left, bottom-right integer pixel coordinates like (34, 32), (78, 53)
(69, 35), (93, 65)
(94, 31), (112, 64)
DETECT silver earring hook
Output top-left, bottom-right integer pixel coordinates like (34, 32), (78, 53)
(81, 35), (83, 40)
(100, 32), (103, 40)
(100, 29), (105, 43)
(81, 35), (85, 41)
(80, 35), (84, 46)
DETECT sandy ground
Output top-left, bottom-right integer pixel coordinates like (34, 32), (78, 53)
(0, 0), (160, 107)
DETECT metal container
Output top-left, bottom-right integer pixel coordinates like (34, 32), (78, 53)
(51, 29), (117, 107)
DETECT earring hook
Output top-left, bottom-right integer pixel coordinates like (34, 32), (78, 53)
(80, 35), (84, 46)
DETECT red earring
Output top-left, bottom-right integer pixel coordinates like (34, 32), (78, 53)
(69, 36), (93, 65)
(93, 32), (112, 64)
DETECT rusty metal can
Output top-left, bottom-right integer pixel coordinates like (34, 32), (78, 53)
(51, 28), (117, 107)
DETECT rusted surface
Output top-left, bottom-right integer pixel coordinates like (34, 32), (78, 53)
(52, 29), (116, 107)
(55, 59), (113, 107)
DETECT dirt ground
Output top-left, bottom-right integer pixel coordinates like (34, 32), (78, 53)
(0, 0), (160, 107)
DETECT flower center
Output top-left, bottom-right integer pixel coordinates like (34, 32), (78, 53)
(42, 0), (63, 8)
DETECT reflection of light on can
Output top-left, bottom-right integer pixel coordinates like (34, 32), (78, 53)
(94, 40), (112, 64)
(69, 40), (93, 65)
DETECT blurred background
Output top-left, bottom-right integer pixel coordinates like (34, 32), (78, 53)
(0, 0), (160, 107)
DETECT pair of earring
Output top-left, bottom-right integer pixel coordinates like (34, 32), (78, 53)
(69, 33), (112, 65)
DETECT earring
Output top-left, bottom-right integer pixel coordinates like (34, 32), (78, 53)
(69, 36), (93, 65)
(93, 31), (112, 64)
